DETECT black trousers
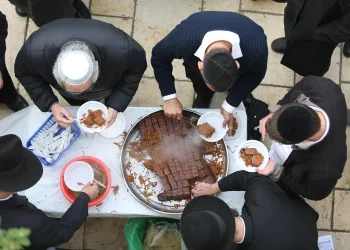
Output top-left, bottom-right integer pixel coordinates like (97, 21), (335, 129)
(183, 62), (214, 103)
(0, 60), (17, 105)
(8, 0), (77, 27)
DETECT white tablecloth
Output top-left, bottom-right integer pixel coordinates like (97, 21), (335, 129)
(0, 105), (247, 218)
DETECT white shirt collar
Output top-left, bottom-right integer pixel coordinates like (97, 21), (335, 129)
(0, 194), (13, 201)
(194, 31), (243, 61)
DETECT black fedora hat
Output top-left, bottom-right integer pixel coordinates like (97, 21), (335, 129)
(181, 196), (236, 250)
(0, 134), (43, 192)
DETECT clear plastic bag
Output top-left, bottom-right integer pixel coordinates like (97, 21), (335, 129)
(143, 221), (182, 250)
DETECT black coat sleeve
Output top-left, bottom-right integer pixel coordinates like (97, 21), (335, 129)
(314, 0), (350, 43)
(14, 39), (58, 112)
(151, 25), (200, 97)
(218, 170), (276, 192)
(225, 51), (268, 107)
(30, 193), (90, 248)
(277, 167), (337, 200)
(0, 11), (8, 64)
(106, 36), (147, 112)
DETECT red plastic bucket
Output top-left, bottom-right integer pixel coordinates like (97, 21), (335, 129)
(60, 156), (111, 207)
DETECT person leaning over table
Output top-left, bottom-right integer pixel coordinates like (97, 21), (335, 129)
(0, 134), (99, 250)
(257, 75), (347, 201)
(184, 171), (319, 250)
(151, 11), (268, 136)
(0, 11), (29, 112)
(15, 18), (147, 128)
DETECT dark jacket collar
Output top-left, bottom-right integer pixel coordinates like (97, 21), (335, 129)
(0, 193), (28, 209)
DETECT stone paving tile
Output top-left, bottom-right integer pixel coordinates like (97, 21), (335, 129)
(333, 190), (350, 231)
(336, 126), (350, 189)
(133, 0), (202, 79)
(1, 0), (27, 86)
(203, 0), (240, 12)
(342, 47), (350, 82)
(92, 15), (133, 35)
(59, 224), (85, 250)
(0, 104), (13, 120)
(130, 78), (194, 108)
(243, 12), (294, 87)
(296, 46), (341, 85)
(83, 218), (128, 250)
(306, 193), (333, 230)
(91, 0), (134, 17)
(318, 231), (350, 250)
(252, 85), (289, 109)
(241, 0), (286, 15)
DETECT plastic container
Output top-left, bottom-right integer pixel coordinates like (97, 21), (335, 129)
(60, 156), (111, 207)
(26, 114), (81, 167)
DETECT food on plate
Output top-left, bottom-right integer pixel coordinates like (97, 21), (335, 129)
(240, 147), (264, 167)
(70, 163), (107, 200)
(80, 109), (105, 128)
(231, 116), (238, 136)
(197, 122), (215, 138)
(28, 123), (75, 163)
(131, 113), (218, 202)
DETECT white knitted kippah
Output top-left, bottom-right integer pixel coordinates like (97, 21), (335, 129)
(58, 51), (93, 85)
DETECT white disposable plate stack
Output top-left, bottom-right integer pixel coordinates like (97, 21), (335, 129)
(197, 112), (228, 142)
(235, 140), (269, 173)
(64, 161), (94, 191)
(99, 112), (126, 138)
(77, 101), (108, 133)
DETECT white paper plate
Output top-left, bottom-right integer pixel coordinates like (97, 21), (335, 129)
(100, 112), (126, 139)
(235, 140), (269, 172)
(64, 161), (94, 191)
(77, 101), (108, 133)
(197, 112), (228, 142)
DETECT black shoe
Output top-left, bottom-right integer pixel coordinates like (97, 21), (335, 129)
(74, 0), (91, 19)
(344, 41), (350, 58)
(192, 96), (211, 108)
(6, 94), (29, 112)
(15, 7), (28, 17)
(271, 37), (287, 54)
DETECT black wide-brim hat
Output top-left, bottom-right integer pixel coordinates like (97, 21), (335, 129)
(0, 134), (43, 192)
(181, 196), (236, 250)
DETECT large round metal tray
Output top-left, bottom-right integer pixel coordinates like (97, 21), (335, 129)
(120, 109), (229, 214)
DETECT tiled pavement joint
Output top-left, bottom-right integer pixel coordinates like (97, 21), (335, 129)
(91, 13), (133, 19)
(241, 10), (284, 17)
(142, 75), (191, 83)
(201, 0), (204, 12)
(334, 188), (350, 191)
(131, 0), (138, 37)
(340, 43), (343, 86)
(331, 189), (335, 230)
(342, 81), (350, 84)
(239, 0), (242, 13)
(260, 83), (291, 89)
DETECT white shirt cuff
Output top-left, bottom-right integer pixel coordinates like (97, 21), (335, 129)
(237, 217), (246, 244)
(221, 100), (236, 113)
(163, 94), (177, 101)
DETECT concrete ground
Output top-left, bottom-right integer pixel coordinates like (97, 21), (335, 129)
(1, 0), (350, 249)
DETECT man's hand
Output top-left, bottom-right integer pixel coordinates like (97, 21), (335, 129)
(105, 107), (118, 127)
(163, 98), (183, 120)
(220, 107), (236, 136)
(259, 112), (274, 141)
(256, 159), (276, 176)
(51, 103), (74, 128)
(192, 182), (221, 197)
(81, 182), (99, 201)
(0, 70), (3, 89)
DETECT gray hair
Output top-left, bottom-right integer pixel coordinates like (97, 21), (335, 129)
(53, 41), (99, 86)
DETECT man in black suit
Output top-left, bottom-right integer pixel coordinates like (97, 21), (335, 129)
(0, 134), (99, 250)
(187, 171), (319, 250)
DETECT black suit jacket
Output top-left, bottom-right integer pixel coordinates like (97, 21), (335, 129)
(0, 11), (7, 65)
(218, 171), (319, 250)
(282, 0), (350, 76)
(0, 193), (90, 250)
(15, 18), (147, 112)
